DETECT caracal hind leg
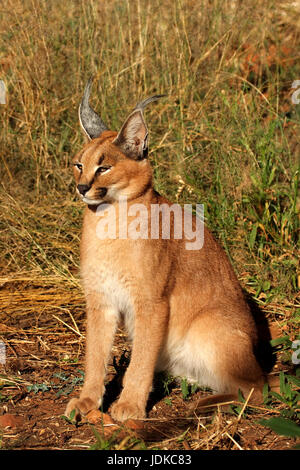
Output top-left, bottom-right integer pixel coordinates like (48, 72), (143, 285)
(171, 309), (265, 400)
(65, 292), (118, 420)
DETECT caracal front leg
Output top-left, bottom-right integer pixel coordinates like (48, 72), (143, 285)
(111, 300), (168, 422)
(65, 291), (118, 420)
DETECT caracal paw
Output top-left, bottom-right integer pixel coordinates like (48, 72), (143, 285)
(65, 396), (98, 422)
(111, 400), (145, 422)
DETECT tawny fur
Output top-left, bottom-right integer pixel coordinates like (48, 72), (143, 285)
(65, 103), (265, 423)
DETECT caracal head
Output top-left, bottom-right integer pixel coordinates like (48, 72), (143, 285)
(73, 78), (165, 206)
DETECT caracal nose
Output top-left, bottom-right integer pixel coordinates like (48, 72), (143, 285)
(77, 184), (90, 195)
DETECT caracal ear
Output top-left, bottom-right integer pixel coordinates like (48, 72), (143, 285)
(113, 94), (166, 160)
(79, 77), (108, 141)
(113, 109), (148, 160)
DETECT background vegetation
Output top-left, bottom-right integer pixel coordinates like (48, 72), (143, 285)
(0, 0), (299, 450)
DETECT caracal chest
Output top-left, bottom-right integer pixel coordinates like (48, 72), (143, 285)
(81, 238), (143, 324)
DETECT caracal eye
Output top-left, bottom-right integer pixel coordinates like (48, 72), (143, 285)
(74, 163), (83, 171)
(95, 166), (112, 176)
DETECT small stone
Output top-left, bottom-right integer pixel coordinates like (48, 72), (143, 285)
(86, 410), (115, 425)
(86, 409), (101, 424)
(124, 419), (144, 431)
(0, 413), (22, 429)
(102, 413), (115, 426)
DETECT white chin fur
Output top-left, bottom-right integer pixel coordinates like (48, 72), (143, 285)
(82, 197), (103, 205)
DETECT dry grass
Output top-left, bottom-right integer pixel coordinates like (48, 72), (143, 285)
(0, 0), (299, 450)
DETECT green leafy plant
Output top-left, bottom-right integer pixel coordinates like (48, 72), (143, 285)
(54, 370), (85, 397)
(27, 370), (85, 397)
(161, 373), (174, 396)
(164, 397), (172, 406)
(27, 383), (50, 394)
(259, 417), (300, 438)
(89, 426), (147, 450)
(0, 388), (12, 403)
(228, 389), (255, 418)
(181, 378), (189, 400)
(89, 426), (119, 450)
(180, 378), (199, 401)
(269, 333), (300, 366)
(60, 409), (77, 425)
(263, 371), (300, 419)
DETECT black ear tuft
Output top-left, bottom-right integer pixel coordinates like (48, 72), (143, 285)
(79, 78), (108, 140)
